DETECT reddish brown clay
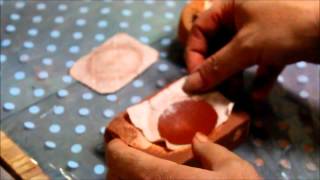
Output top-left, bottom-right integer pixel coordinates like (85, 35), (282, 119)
(158, 100), (217, 144)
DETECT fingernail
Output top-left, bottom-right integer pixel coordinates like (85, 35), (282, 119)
(183, 72), (204, 93)
(194, 132), (209, 143)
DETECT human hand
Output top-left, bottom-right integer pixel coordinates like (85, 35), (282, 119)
(183, 0), (319, 100)
(106, 133), (260, 180)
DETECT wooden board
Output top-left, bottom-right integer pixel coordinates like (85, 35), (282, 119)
(0, 131), (49, 180)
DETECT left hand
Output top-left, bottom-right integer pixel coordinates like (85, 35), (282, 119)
(106, 133), (260, 180)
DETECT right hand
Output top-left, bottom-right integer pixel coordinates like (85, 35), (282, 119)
(183, 0), (320, 100)
(107, 133), (261, 180)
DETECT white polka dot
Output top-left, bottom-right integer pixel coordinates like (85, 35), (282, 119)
(78, 107), (90, 116)
(15, 1), (26, 9)
(132, 79), (144, 88)
(65, 60), (75, 68)
(0, 54), (7, 64)
(1, 39), (11, 48)
(69, 46), (80, 54)
(95, 34), (105, 42)
(299, 90), (309, 98)
(44, 141), (56, 149)
(100, 126), (106, 135)
(119, 21), (129, 28)
(94, 164), (105, 175)
(14, 71), (26, 80)
(3, 102), (15, 111)
(97, 20), (108, 28)
(24, 121), (35, 130)
(160, 38), (171, 46)
(277, 75), (284, 83)
(143, 11), (153, 18)
(139, 36), (150, 44)
(36, 3), (46, 10)
(124, 0), (134, 4)
(163, 25), (172, 32)
(62, 75), (73, 84)
(100, 7), (110, 14)
(53, 105), (64, 115)
(10, 13), (21, 21)
(23, 41), (34, 49)
(73, 32), (83, 40)
(9, 87), (21, 96)
(38, 70), (49, 80)
(54, 16), (65, 24)
(47, 44), (57, 53)
(76, 18), (86, 26)
(50, 30), (61, 38)
(49, 124), (61, 134)
(130, 96), (142, 104)
(32, 15), (42, 23)
(29, 105), (40, 114)
(164, 12), (174, 19)
(156, 79), (166, 88)
(33, 88), (45, 97)
(19, 54), (30, 63)
(297, 75), (309, 83)
(296, 61), (307, 69)
(158, 63), (169, 72)
(28, 28), (38, 37)
(166, 0), (176, 7)
(6, 24), (16, 32)
(141, 24), (152, 32)
(74, 124), (86, 135)
(106, 94), (117, 102)
(58, 4), (68, 11)
(42, 58), (53, 66)
(79, 6), (89, 14)
(144, 0), (155, 4)
(57, 89), (69, 98)
(103, 109), (115, 118)
(70, 144), (82, 154)
(67, 161), (79, 169)
(82, 92), (94, 100)
(122, 9), (132, 16)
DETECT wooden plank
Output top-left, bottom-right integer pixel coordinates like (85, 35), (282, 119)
(0, 131), (49, 180)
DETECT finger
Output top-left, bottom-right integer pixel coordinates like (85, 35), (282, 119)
(185, 0), (232, 73)
(107, 170), (120, 180)
(192, 132), (243, 171)
(107, 139), (220, 179)
(183, 34), (256, 94)
(252, 65), (284, 101)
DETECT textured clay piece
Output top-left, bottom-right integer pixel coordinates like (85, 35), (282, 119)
(127, 77), (234, 150)
(70, 33), (158, 94)
(178, 0), (213, 46)
(158, 100), (217, 144)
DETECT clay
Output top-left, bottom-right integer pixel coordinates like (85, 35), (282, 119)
(158, 100), (217, 144)
(127, 77), (234, 150)
(70, 33), (158, 94)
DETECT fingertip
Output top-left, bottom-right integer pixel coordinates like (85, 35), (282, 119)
(183, 72), (205, 93)
(107, 138), (126, 152)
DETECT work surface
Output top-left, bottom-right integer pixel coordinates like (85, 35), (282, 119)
(1, 1), (319, 179)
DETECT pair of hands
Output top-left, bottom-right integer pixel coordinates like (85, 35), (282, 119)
(107, 0), (319, 179)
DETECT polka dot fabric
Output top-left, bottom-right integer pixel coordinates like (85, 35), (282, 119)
(0, 1), (319, 180)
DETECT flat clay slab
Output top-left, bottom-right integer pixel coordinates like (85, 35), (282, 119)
(70, 33), (158, 94)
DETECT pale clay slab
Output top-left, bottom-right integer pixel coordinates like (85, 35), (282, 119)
(127, 77), (234, 150)
(70, 33), (159, 94)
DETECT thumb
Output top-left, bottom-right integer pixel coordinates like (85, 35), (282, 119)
(192, 132), (244, 171)
(183, 35), (255, 94)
